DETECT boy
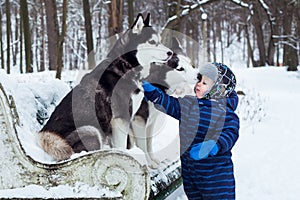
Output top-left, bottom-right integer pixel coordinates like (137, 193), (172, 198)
(142, 62), (239, 199)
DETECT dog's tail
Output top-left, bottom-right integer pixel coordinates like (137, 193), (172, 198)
(38, 131), (74, 161)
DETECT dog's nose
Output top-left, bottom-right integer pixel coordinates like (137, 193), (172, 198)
(167, 51), (173, 56)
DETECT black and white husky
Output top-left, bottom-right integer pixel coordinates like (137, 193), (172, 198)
(131, 37), (197, 167)
(38, 13), (174, 161)
(38, 13), (197, 163)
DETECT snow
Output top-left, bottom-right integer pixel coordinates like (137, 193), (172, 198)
(0, 183), (121, 199)
(233, 67), (300, 200)
(167, 67), (300, 200)
(1, 64), (300, 199)
(0, 70), (71, 163)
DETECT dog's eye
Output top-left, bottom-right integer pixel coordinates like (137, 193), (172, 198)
(148, 40), (156, 45)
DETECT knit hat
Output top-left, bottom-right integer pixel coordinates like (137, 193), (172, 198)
(205, 62), (237, 99)
(198, 63), (219, 82)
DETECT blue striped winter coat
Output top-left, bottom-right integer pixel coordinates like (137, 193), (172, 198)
(145, 87), (239, 199)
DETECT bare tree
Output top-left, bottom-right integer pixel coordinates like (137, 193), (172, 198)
(44, 0), (59, 71)
(12, 6), (18, 66)
(108, 0), (124, 37)
(20, 0), (33, 73)
(282, 0), (298, 71)
(0, 0), (296, 75)
(0, 8), (4, 70)
(44, 0), (68, 78)
(39, 0), (46, 72)
(296, 1), (300, 68)
(5, 0), (11, 74)
(251, 0), (267, 66)
(56, 0), (68, 79)
(19, 5), (23, 73)
(128, 0), (134, 26)
(83, 0), (95, 69)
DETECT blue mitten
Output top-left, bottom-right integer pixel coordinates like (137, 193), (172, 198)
(190, 140), (219, 160)
(142, 80), (156, 92)
(142, 81), (161, 102)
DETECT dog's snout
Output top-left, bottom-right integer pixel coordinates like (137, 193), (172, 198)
(167, 51), (173, 56)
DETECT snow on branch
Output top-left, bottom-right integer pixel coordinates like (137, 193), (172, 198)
(277, 41), (298, 50)
(163, 0), (249, 30)
(230, 0), (249, 8)
(273, 35), (299, 43)
(162, 1), (208, 30)
(258, 0), (276, 24)
(273, 34), (300, 50)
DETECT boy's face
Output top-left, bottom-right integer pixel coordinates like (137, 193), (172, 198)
(194, 75), (215, 98)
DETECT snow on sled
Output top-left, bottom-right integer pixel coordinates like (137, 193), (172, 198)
(0, 83), (150, 199)
(0, 78), (182, 199)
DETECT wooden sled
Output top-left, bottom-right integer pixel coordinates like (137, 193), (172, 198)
(0, 83), (182, 199)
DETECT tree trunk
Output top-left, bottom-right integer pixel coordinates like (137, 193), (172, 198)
(296, 2), (300, 68)
(39, 0), (45, 72)
(128, 0), (134, 26)
(260, 0), (276, 66)
(83, 0), (95, 69)
(0, 9), (4, 70)
(44, 0), (59, 71)
(108, 0), (124, 37)
(19, 5), (23, 73)
(162, 0), (182, 48)
(266, 27), (276, 66)
(206, 18), (211, 62)
(6, 0), (11, 74)
(212, 11), (217, 62)
(56, 0), (68, 79)
(283, 1), (298, 71)
(244, 23), (255, 68)
(251, 1), (266, 66)
(13, 6), (18, 66)
(20, 0), (33, 73)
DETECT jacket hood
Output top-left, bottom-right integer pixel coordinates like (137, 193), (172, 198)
(226, 91), (239, 111)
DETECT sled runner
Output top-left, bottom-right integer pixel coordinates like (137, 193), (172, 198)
(0, 83), (182, 199)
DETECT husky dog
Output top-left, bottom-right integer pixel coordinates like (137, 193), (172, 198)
(38, 13), (174, 161)
(130, 37), (197, 167)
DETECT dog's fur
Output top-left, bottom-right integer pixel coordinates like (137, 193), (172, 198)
(38, 13), (174, 161)
(130, 38), (197, 167)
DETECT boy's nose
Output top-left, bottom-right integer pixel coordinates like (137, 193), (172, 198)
(196, 82), (202, 87)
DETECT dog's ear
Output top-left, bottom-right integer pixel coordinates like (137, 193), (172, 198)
(131, 13), (144, 34)
(144, 13), (151, 27)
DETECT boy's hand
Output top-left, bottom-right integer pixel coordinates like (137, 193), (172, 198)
(142, 81), (161, 102)
(190, 140), (219, 160)
(142, 81), (156, 92)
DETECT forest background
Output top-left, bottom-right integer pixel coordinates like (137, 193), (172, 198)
(0, 0), (299, 79)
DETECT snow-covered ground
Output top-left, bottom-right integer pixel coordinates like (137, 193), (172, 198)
(1, 66), (300, 199)
(167, 67), (300, 200)
(233, 67), (300, 200)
